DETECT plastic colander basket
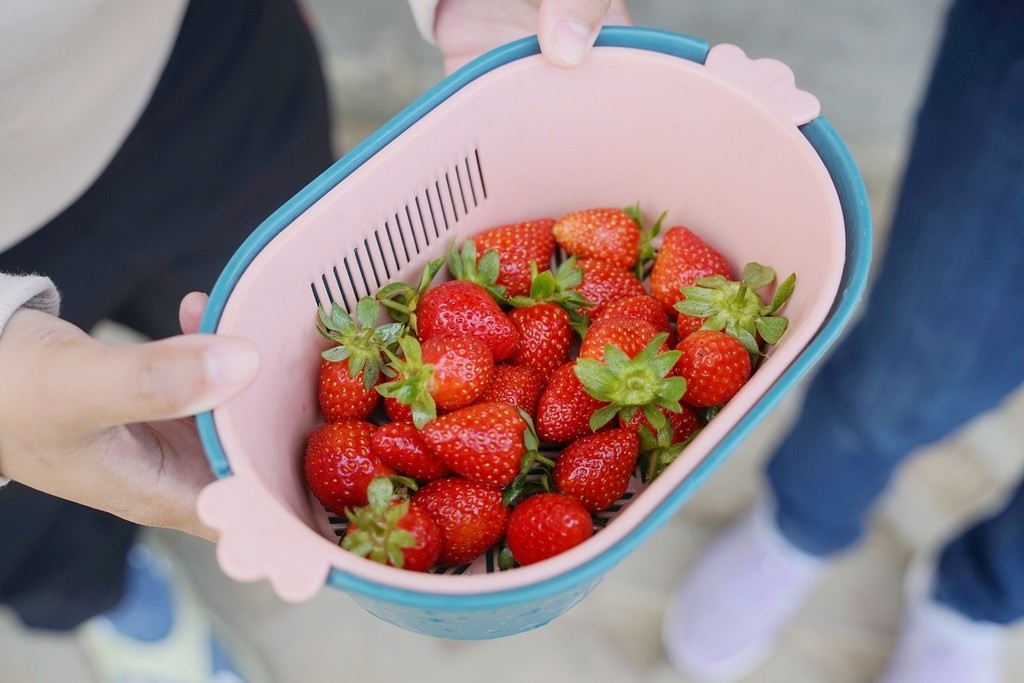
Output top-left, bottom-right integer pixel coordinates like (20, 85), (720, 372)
(196, 27), (872, 640)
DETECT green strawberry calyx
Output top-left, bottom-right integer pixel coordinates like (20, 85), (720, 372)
(637, 419), (701, 483)
(445, 237), (507, 303)
(375, 335), (438, 429)
(375, 257), (445, 333)
(624, 204), (667, 282)
(501, 410), (556, 508)
(573, 333), (687, 433)
(341, 476), (418, 569)
(675, 262), (797, 357)
(317, 296), (405, 390)
(507, 257), (592, 337)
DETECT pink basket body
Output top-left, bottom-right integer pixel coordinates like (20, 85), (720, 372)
(196, 29), (867, 640)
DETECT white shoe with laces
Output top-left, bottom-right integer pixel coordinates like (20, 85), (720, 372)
(661, 497), (827, 683)
(874, 554), (1006, 683)
(76, 535), (270, 683)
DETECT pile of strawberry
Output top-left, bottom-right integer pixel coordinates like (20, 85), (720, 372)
(303, 206), (796, 573)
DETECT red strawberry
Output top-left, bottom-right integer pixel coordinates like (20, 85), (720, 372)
(424, 333), (493, 407)
(508, 301), (574, 382)
(576, 258), (646, 318)
(505, 492), (594, 566)
(535, 361), (609, 444)
(419, 402), (527, 488)
(304, 420), (393, 515)
(674, 329), (752, 407)
(317, 358), (380, 422)
(416, 280), (519, 361)
(596, 294), (675, 345)
(578, 316), (666, 362)
(675, 310), (706, 343)
(675, 261), (797, 357)
(377, 333), (493, 428)
(573, 333), (686, 435)
(315, 298), (402, 421)
(342, 478), (442, 572)
(650, 225), (733, 314)
(476, 364), (544, 420)
(472, 219), (556, 297)
(552, 208), (642, 270)
(554, 428), (640, 512)
(413, 477), (510, 567)
(384, 394), (414, 423)
(371, 421), (450, 481)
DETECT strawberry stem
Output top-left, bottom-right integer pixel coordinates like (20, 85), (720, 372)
(375, 257), (444, 332)
(731, 282), (749, 307)
(628, 205), (666, 281)
(502, 412), (556, 507)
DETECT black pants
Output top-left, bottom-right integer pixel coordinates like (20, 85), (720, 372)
(0, 0), (333, 629)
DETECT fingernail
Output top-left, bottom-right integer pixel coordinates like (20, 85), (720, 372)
(204, 337), (260, 388)
(553, 20), (591, 66)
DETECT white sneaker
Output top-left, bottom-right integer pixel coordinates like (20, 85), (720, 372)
(875, 555), (1006, 683)
(661, 497), (827, 682)
(76, 535), (271, 683)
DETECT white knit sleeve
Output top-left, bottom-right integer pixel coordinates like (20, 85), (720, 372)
(0, 272), (60, 332)
(0, 272), (61, 486)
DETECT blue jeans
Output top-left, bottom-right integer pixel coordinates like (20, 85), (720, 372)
(766, 0), (1024, 625)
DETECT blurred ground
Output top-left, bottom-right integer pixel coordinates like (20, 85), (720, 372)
(5, 1), (1024, 682)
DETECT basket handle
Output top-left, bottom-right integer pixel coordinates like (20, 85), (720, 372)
(197, 474), (333, 602)
(705, 43), (820, 127)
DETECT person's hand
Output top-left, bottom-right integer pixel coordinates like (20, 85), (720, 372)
(434, 0), (633, 75)
(0, 292), (257, 541)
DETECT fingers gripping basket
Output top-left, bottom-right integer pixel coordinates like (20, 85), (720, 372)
(196, 27), (872, 640)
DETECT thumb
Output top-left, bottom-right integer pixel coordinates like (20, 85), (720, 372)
(178, 291), (209, 334)
(76, 333), (260, 429)
(537, 0), (614, 68)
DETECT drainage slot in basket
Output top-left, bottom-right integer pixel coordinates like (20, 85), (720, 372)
(308, 148), (489, 313)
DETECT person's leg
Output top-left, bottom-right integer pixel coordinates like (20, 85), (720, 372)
(0, 0), (332, 637)
(0, 485), (136, 630)
(767, 0), (1024, 558)
(99, 0), (334, 339)
(875, 476), (1024, 683)
(934, 478), (1024, 626)
(664, 0), (1024, 679)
